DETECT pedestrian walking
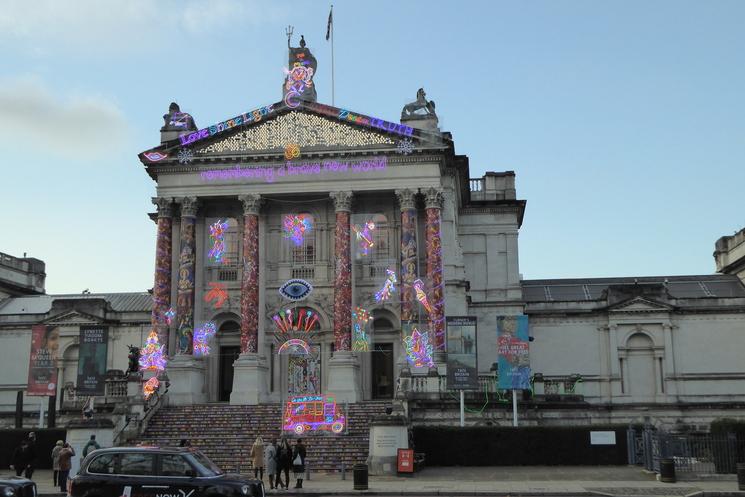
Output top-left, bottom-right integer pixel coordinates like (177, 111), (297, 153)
(292, 438), (306, 489)
(250, 436), (265, 482)
(51, 440), (64, 486)
(11, 440), (29, 477)
(58, 443), (75, 493)
(275, 438), (292, 490)
(82, 435), (101, 458)
(264, 439), (277, 490)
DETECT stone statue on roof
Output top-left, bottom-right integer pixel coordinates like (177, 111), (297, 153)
(401, 88), (437, 120)
(161, 102), (197, 132)
(283, 34), (318, 107)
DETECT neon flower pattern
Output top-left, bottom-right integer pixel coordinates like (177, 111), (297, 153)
(208, 219), (229, 264)
(413, 279), (433, 314)
(204, 282), (228, 309)
(374, 269), (397, 303)
(403, 326), (434, 368)
(143, 376), (160, 400)
(139, 329), (167, 372)
(193, 321), (218, 357)
(352, 307), (373, 352)
(352, 220), (375, 256)
(282, 214), (312, 246)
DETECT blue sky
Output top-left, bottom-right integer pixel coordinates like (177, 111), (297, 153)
(1, 0), (743, 294)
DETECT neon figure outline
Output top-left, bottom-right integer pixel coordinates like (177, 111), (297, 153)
(207, 219), (229, 264)
(413, 279), (433, 314)
(374, 269), (397, 303)
(282, 214), (312, 246)
(352, 220), (375, 256)
(351, 307), (373, 352)
(403, 326), (434, 368)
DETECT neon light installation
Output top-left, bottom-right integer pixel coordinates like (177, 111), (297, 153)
(163, 307), (175, 325)
(178, 104), (275, 147)
(403, 326), (434, 368)
(352, 220), (375, 256)
(277, 338), (311, 355)
(272, 308), (319, 333)
(143, 151), (168, 162)
(282, 214), (313, 246)
(279, 279), (313, 301)
(143, 376), (160, 400)
(208, 219), (229, 263)
(193, 321), (218, 357)
(351, 307), (373, 352)
(413, 279), (433, 314)
(305, 101), (415, 138)
(177, 148), (194, 164)
(374, 269), (397, 303)
(204, 282), (228, 309)
(397, 138), (414, 155)
(284, 143), (301, 160)
(283, 394), (345, 435)
(284, 63), (314, 109)
(139, 329), (167, 372)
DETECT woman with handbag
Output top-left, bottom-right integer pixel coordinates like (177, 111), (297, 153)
(292, 438), (307, 489)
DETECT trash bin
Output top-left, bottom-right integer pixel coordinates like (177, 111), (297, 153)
(737, 462), (745, 491)
(660, 458), (676, 483)
(353, 463), (368, 490)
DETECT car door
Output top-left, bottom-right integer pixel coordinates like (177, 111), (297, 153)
(117, 453), (157, 497)
(77, 452), (122, 497)
(156, 454), (203, 497)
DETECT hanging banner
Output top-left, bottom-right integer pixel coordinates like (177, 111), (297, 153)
(76, 326), (109, 395)
(497, 315), (531, 390)
(446, 316), (478, 389)
(27, 324), (60, 396)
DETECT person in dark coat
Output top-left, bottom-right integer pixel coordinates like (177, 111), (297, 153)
(11, 440), (29, 477)
(275, 438), (292, 490)
(292, 438), (307, 489)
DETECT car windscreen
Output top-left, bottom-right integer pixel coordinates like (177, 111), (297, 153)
(188, 450), (223, 476)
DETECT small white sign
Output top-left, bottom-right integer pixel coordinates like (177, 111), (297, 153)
(590, 431), (616, 445)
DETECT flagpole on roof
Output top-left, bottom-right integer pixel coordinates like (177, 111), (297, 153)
(326, 5), (335, 106)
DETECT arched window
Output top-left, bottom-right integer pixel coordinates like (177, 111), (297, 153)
(625, 333), (656, 397)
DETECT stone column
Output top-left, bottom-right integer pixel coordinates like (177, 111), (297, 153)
(175, 197), (198, 355)
(327, 191), (361, 403)
(239, 194), (262, 353)
(424, 187), (446, 352)
(151, 197), (173, 350)
(167, 196), (206, 406)
(395, 189), (418, 323)
(231, 194), (268, 405)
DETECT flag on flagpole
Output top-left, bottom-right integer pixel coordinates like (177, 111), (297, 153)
(326, 6), (333, 40)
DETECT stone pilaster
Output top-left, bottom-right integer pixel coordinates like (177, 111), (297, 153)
(396, 189), (418, 323)
(423, 187), (445, 352)
(175, 196), (198, 355)
(151, 197), (173, 350)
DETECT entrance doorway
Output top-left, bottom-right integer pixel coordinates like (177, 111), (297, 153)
(219, 346), (240, 402)
(371, 343), (394, 399)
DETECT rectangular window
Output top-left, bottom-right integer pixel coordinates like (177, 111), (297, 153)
(160, 454), (194, 477)
(117, 453), (155, 476)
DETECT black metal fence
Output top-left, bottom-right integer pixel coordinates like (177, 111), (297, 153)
(628, 427), (745, 475)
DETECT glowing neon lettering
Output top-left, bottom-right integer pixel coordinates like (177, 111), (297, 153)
(178, 104), (275, 146)
(305, 101), (415, 138)
(200, 157), (387, 183)
(375, 269), (397, 303)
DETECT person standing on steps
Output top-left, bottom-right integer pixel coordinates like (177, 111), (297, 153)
(292, 438), (306, 489)
(250, 436), (265, 482)
(264, 439), (277, 490)
(276, 438), (292, 490)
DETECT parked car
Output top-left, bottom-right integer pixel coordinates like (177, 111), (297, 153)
(0, 477), (36, 497)
(69, 446), (264, 497)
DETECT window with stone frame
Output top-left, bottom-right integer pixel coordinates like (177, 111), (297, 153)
(290, 213), (315, 266)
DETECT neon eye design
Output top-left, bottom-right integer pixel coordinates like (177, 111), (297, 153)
(279, 279), (313, 301)
(143, 151), (168, 162)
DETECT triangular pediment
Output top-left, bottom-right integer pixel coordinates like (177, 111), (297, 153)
(42, 310), (105, 326)
(608, 296), (673, 313)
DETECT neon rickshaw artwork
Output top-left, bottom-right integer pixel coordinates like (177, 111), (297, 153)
(283, 394), (345, 436)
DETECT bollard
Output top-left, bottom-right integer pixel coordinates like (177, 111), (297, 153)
(660, 458), (676, 483)
(353, 463), (368, 490)
(737, 462), (745, 491)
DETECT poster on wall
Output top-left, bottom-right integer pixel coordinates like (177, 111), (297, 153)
(496, 315), (531, 390)
(27, 324), (60, 396)
(76, 326), (109, 395)
(446, 316), (478, 389)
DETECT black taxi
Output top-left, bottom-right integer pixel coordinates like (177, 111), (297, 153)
(0, 477), (36, 497)
(69, 447), (264, 497)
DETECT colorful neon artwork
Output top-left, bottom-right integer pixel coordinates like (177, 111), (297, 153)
(142, 376), (159, 400)
(177, 148), (194, 164)
(143, 151), (168, 162)
(351, 307), (373, 352)
(305, 101), (415, 138)
(284, 143), (301, 160)
(277, 338), (311, 355)
(283, 394), (345, 435)
(163, 308), (175, 325)
(374, 269), (397, 303)
(403, 326), (435, 368)
(272, 308), (319, 333)
(139, 329), (167, 372)
(208, 219), (229, 264)
(178, 104), (275, 147)
(397, 138), (414, 155)
(279, 279), (313, 301)
(352, 220), (375, 256)
(204, 282), (229, 309)
(413, 279), (433, 314)
(193, 321), (218, 357)
(282, 214), (313, 246)
(284, 63), (315, 108)
(200, 157), (387, 184)
(168, 112), (194, 128)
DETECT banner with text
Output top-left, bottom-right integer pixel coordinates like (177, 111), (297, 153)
(446, 316), (478, 389)
(76, 326), (109, 395)
(497, 315), (531, 390)
(27, 324), (60, 396)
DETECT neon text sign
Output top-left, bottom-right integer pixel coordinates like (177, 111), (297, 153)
(178, 104), (276, 147)
(200, 157), (387, 183)
(305, 101), (414, 137)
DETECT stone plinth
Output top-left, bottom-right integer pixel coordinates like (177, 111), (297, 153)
(326, 351), (361, 403)
(230, 353), (268, 405)
(166, 355), (207, 405)
(366, 415), (408, 476)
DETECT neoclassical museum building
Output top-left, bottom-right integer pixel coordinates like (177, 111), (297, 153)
(1, 42), (744, 431)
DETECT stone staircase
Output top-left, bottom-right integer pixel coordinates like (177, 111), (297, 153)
(139, 401), (392, 473)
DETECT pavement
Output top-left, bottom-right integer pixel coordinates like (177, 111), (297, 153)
(21, 466), (744, 497)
